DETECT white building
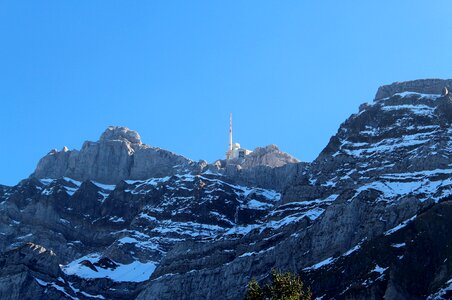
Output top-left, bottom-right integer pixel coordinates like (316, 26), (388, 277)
(226, 113), (252, 160)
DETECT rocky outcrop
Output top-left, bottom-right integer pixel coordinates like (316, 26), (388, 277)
(303, 197), (452, 299)
(229, 144), (299, 169)
(32, 127), (299, 187)
(32, 126), (194, 184)
(284, 83), (452, 204)
(0, 243), (63, 300)
(1, 243), (61, 277)
(33, 126), (300, 190)
(210, 144), (301, 191)
(374, 78), (452, 99)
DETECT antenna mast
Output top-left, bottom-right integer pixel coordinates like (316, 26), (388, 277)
(229, 113), (233, 152)
(226, 113), (233, 160)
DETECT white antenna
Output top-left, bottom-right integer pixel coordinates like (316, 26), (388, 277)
(226, 113), (233, 160)
(229, 113), (233, 152)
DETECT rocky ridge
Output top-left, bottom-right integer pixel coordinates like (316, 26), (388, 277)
(374, 79), (452, 100)
(33, 126), (299, 190)
(0, 78), (450, 299)
(33, 126), (195, 184)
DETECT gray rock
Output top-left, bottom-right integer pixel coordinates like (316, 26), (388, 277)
(100, 126), (142, 144)
(33, 126), (194, 184)
(375, 78), (452, 99)
(212, 144), (301, 191)
(234, 144), (299, 169)
(0, 243), (63, 300)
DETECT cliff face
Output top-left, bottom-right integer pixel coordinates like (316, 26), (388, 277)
(283, 80), (451, 204)
(33, 126), (300, 189)
(32, 126), (195, 184)
(0, 79), (451, 300)
(374, 78), (452, 99)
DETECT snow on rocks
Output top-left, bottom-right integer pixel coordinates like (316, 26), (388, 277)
(61, 253), (157, 283)
(304, 257), (336, 271)
(385, 215), (417, 235)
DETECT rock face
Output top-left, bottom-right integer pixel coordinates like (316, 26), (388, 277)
(33, 126), (195, 184)
(32, 127), (299, 188)
(0, 79), (451, 299)
(216, 144), (301, 191)
(284, 80), (452, 204)
(228, 144), (299, 169)
(374, 78), (452, 99)
(0, 243), (65, 300)
(303, 198), (452, 299)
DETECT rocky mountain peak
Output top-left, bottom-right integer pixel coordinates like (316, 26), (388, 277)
(32, 126), (193, 184)
(240, 144), (299, 168)
(99, 126), (142, 144)
(374, 78), (452, 99)
(32, 125), (300, 187)
(253, 144), (280, 154)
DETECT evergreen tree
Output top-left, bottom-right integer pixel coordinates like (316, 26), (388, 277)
(244, 269), (311, 300)
(244, 277), (263, 300)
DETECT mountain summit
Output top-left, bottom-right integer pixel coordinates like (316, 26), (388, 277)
(32, 126), (299, 186)
(99, 126), (142, 144)
(374, 78), (452, 99)
(32, 126), (193, 184)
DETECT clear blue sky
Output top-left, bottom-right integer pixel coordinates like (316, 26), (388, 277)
(1, 1), (451, 185)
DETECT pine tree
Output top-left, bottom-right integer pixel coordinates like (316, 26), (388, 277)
(244, 277), (263, 300)
(244, 269), (311, 300)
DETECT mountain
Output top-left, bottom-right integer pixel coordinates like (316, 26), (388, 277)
(32, 126), (196, 184)
(0, 79), (450, 300)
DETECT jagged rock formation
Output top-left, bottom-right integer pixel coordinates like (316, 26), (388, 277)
(284, 80), (451, 204)
(303, 198), (452, 299)
(33, 126), (195, 184)
(216, 144), (301, 191)
(374, 78), (452, 99)
(0, 243), (66, 300)
(226, 144), (299, 169)
(32, 126), (299, 190)
(0, 79), (451, 299)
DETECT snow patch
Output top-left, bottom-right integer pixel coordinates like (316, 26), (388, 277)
(371, 264), (388, 274)
(304, 257), (335, 271)
(391, 243), (406, 248)
(62, 254), (157, 282)
(91, 181), (115, 191)
(385, 215), (417, 235)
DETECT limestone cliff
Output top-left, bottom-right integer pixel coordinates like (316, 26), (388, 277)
(32, 126), (194, 184)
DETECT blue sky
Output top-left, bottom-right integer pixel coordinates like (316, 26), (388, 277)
(1, 1), (451, 185)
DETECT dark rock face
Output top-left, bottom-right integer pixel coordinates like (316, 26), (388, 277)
(0, 243), (70, 300)
(303, 198), (452, 299)
(0, 172), (282, 299)
(284, 87), (451, 204)
(0, 79), (451, 299)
